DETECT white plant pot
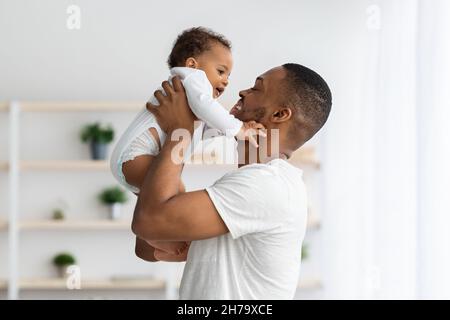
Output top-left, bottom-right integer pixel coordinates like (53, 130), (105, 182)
(110, 203), (122, 220)
(57, 265), (71, 278)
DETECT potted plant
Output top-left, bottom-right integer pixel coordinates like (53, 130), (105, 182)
(53, 252), (76, 278)
(99, 186), (128, 220)
(301, 243), (309, 261)
(80, 122), (114, 160)
(52, 208), (65, 221)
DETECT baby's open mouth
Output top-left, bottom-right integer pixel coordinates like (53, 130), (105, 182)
(214, 87), (224, 98)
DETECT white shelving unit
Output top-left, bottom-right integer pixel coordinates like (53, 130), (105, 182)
(2, 101), (148, 300)
(298, 277), (322, 290)
(0, 101), (322, 299)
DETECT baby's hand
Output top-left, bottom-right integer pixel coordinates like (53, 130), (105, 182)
(235, 121), (267, 148)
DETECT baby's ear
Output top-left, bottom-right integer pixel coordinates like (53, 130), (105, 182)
(185, 57), (198, 69)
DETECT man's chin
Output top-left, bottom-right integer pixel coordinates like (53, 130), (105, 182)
(230, 108), (246, 121)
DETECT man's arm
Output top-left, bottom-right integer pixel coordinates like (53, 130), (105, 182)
(132, 77), (229, 242)
(133, 165), (189, 262)
(132, 139), (229, 241)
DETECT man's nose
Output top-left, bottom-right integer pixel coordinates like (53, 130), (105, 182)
(239, 89), (248, 98)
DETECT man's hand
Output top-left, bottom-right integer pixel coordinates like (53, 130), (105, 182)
(146, 77), (196, 135)
(146, 240), (189, 255)
(154, 242), (191, 262)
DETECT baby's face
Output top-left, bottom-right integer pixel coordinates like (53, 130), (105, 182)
(196, 43), (233, 99)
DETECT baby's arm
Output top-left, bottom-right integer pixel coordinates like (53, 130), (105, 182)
(182, 73), (265, 147)
(183, 72), (243, 136)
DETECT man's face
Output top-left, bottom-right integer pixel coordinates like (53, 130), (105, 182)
(230, 66), (286, 126)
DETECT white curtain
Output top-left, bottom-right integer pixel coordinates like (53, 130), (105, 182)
(416, 0), (450, 299)
(321, 0), (450, 299)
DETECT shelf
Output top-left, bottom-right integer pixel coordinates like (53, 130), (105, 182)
(298, 277), (322, 290)
(16, 216), (319, 231)
(0, 161), (110, 171)
(307, 214), (321, 229)
(20, 160), (110, 171)
(0, 219), (7, 231)
(0, 147), (318, 171)
(18, 278), (166, 290)
(18, 102), (143, 112)
(289, 146), (320, 169)
(19, 220), (131, 231)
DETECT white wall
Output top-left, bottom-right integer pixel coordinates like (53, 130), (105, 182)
(0, 0), (367, 299)
(0, 0), (364, 103)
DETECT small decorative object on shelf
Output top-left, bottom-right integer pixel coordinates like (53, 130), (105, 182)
(301, 243), (309, 261)
(52, 209), (65, 221)
(80, 122), (114, 160)
(51, 197), (69, 220)
(52, 252), (77, 278)
(99, 186), (128, 220)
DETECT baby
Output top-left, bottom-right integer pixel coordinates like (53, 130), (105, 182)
(110, 27), (263, 196)
(110, 27), (263, 258)
(110, 27), (264, 257)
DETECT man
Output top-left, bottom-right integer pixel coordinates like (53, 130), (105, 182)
(132, 63), (332, 299)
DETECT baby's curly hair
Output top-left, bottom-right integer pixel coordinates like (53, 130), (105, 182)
(167, 27), (232, 68)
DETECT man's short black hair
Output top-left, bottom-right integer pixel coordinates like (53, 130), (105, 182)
(167, 27), (232, 69)
(281, 63), (332, 143)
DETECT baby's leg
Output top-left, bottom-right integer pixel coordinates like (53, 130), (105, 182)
(122, 128), (159, 190)
(121, 128), (185, 192)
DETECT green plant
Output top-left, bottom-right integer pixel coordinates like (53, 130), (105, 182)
(99, 186), (128, 205)
(53, 253), (76, 267)
(301, 243), (309, 261)
(52, 209), (65, 220)
(80, 122), (114, 144)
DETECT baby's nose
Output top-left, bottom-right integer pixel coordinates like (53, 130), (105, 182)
(222, 78), (229, 87)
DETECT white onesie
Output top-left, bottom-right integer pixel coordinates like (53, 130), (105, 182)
(110, 67), (242, 194)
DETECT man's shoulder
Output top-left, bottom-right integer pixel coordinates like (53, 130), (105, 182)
(235, 159), (302, 178)
(215, 159), (300, 190)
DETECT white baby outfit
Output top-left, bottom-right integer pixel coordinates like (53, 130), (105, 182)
(110, 67), (242, 193)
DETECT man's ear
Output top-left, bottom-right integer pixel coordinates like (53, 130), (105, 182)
(185, 57), (198, 69)
(271, 107), (292, 123)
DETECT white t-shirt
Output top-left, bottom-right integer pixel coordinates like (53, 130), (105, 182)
(179, 158), (308, 300)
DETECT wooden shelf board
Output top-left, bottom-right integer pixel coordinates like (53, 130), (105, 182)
(289, 146), (320, 168)
(307, 214), (321, 229)
(298, 277), (322, 290)
(19, 102), (143, 112)
(19, 160), (110, 171)
(19, 220), (131, 231)
(0, 162), (7, 171)
(0, 219), (7, 231)
(0, 146), (319, 171)
(19, 278), (165, 290)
